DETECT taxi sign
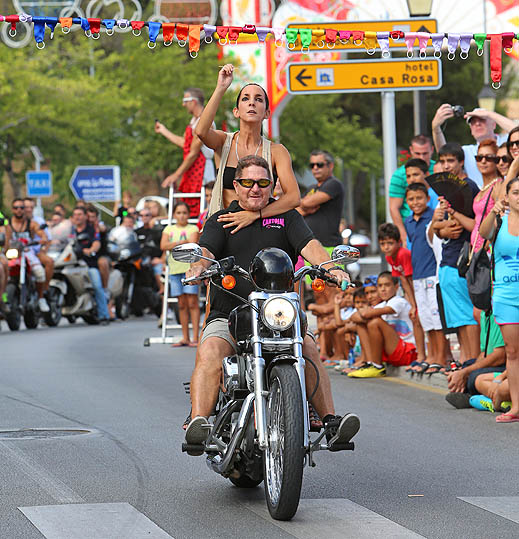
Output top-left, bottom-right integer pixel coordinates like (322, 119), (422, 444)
(286, 19), (438, 52)
(287, 58), (442, 95)
(26, 170), (52, 197)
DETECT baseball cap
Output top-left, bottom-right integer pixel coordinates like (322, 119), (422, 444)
(466, 108), (487, 124)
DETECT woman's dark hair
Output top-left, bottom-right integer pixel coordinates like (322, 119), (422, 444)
(506, 176), (519, 193)
(506, 126), (519, 155)
(173, 201), (190, 213)
(236, 83), (270, 110)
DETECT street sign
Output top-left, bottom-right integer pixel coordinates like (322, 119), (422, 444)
(287, 58), (442, 95)
(286, 19), (438, 52)
(69, 165), (121, 202)
(26, 170), (52, 197)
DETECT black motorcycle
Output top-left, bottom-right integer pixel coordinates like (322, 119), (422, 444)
(172, 243), (360, 521)
(107, 226), (161, 319)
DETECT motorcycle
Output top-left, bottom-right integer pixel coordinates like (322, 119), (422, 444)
(5, 239), (40, 330)
(107, 226), (161, 319)
(171, 243), (360, 521)
(47, 225), (98, 325)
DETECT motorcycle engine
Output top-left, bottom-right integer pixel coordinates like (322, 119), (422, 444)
(222, 355), (247, 398)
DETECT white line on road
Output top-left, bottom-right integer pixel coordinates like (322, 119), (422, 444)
(242, 498), (425, 538)
(19, 503), (174, 539)
(0, 441), (84, 504)
(459, 497), (519, 525)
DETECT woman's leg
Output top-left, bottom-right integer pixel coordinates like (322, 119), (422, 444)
(186, 293), (200, 343)
(501, 324), (519, 415)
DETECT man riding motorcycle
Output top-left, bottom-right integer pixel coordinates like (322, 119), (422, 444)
(184, 156), (360, 451)
(0, 208), (9, 315)
(5, 198), (50, 312)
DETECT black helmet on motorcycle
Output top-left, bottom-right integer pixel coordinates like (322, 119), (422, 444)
(249, 248), (294, 292)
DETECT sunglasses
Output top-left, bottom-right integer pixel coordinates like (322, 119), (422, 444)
(497, 155), (512, 164)
(236, 178), (272, 188)
(475, 155), (499, 163)
(509, 140), (519, 148)
(12, 205), (25, 209)
(182, 97), (196, 103)
(309, 162), (326, 169)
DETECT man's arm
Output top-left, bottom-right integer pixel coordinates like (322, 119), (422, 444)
(155, 121), (184, 148)
(162, 136), (203, 188)
(431, 104), (454, 152)
(448, 347), (506, 393)
(300, 238), (349, 284)
(389, 197), (407, 243)
(400, 275), (417, 318)
(185, 247), (215, 280)
(31, 222), (49, 246)
(299, 191), (331, 213)
(465, 109), (517, 133)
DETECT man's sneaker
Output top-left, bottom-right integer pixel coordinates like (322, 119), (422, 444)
(445, 392), (471, 409)
(0, 299), (10, 316)
(185, 416), (210, 456)
(38, 297), (50, 313)
(348, 363), (385, 378)
(324, 414), (360, 450)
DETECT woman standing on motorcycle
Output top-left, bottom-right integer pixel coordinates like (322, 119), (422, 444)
(161, 202), (200, 347)
(195, 64), (301, 229)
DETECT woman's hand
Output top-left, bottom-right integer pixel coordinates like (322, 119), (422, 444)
(492, 199), (505, 215)
(217, 64), (234, 91)
(217, 210), (259, 234)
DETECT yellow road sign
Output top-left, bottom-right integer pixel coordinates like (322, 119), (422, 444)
(286, 19), (438, 52)
(287, 58), (442, 94)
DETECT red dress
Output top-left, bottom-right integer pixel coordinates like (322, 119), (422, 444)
(178, 123), (205, 217)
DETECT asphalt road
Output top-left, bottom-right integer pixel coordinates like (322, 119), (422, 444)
(1, 318), (518, 539)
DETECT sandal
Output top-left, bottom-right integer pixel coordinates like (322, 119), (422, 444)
(405, 360), (422, 374)
(409, 361), (430, 375)
(496, 412), (519, 423)
(424, 363), (445, 375)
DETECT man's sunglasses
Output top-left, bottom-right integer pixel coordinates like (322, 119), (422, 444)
(509, 140), (519, 148)
(12, 205), (25, 209)
(182, 97), (196, 103)
(497, 155), (512, 164)
(236, 178), (272, 188)
(475, 154), (499, 163)
(309, 162), (326, 169)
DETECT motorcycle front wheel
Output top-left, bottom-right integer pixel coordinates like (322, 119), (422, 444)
(263, 364), (305, 521)
(43, 287), (62, 327)
(6, 283), (21, 331)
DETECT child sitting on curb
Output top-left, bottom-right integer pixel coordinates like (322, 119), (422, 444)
(348, 271), (417, 378)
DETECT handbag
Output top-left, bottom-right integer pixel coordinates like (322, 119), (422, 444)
(456, 186), (494, 278)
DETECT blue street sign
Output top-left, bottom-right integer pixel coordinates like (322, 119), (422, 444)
(26, 170), (52, 197)
(69, 165), (121, 202)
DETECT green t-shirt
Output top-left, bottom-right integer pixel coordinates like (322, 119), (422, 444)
(389, 161), (436, 219)
(480, 311), (505, 355)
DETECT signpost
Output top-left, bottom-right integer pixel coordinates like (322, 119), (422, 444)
(287, 58), (442, 94)
(69, 165), (121, 202)
(285, 18), (438, 52)
(26, 170), (52, 197)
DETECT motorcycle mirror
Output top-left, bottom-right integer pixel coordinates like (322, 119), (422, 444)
(331, 245), (361, 266)
(170, 243), (203, 263)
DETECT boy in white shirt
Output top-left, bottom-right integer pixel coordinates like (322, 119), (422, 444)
(348, 271), (417, 378)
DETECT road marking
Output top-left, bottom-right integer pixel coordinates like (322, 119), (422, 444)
(0, 441), (84, 504)
(243, 498), (425, 538)
(459, 497), (519, 524)
(382, 376), (446, 395)
(19, 503), (174, 538)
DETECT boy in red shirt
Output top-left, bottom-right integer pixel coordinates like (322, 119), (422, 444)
(377, 223), (426, 363)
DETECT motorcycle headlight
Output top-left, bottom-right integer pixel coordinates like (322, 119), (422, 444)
(261, 297), (297, 331)
(6, 248), (19, 260)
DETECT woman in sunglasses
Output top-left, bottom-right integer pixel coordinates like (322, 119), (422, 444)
(496, 143), (511, 179)
(498, 126), (519, 200)
(471, 139), (502, 252)
(195, 64), (300, 233)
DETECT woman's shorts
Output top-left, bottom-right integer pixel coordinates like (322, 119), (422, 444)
(493, 301), (519, 325)
(169, 273), (198, 297)
(438, 265), (477, 329)
(413, 276), (442, 331)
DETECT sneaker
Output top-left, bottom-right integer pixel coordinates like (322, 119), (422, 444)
(185, 416), (210, 456)
(445, 392), (471, 409)
(348, 364), (386, 378)
(324, 413), (360, 450)
(500, 401), (512, 413)
(0, 299), (10, 316)
(469, 395), (495, 412)
(38, 297), (50, 313)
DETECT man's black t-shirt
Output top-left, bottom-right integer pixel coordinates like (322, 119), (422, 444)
(304, 175), (344, 247)
(200, 200), (314, 324)
(136, 225), (163, 258)
(440, 177), (480, 268)
(74, 223), (100, 268)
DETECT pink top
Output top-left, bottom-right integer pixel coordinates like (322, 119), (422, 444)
(471, 181), (500, 251)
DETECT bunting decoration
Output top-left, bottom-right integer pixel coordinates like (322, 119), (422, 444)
(1, 14), (518, 87)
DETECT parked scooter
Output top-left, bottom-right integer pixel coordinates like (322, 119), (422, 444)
(107, 226), (161, 319)
(47, 222), (98, 325)
(5, 239), (40, 330)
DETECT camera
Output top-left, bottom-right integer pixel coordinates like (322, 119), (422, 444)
(451, 105), (464, 118)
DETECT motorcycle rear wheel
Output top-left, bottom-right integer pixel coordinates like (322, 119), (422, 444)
(24, 306), (39, 329)
(43, 288), (62, 327)
(6, 283), (21, 331)
(263, 364), (305, 521)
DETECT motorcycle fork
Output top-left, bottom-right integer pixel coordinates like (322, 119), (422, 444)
(127, 271), (135, 304)
(20, 254), (27, 305)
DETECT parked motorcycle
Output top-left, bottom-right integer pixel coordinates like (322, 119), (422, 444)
(47, 224), (98, 325)
(107, 226), (161, 319)
(171, 243), (360, 521)
(5, 239), (40, 330)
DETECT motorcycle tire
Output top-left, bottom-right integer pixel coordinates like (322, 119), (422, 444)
(229, 475), (263, 489)
(5, 283), (21, 331)
(66, 315), (77, 324)
(263, 364), (305, 521)
(43, 288), (62, 327)
(24, 307), (39, 329)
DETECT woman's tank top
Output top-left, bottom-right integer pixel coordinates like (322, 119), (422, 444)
(493, 214), (519, 305)
(471, 185), (497, 252)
